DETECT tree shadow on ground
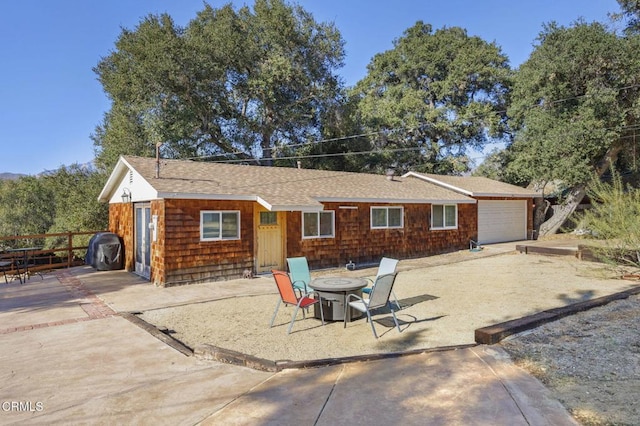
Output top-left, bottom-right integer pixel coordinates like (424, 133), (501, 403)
(558, 290), (595, 305)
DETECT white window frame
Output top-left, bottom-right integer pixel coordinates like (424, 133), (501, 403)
(302, 211), (335, 239)
(200, 210), (241, 241)
(370, 206), (404, 229)
(431, 204), (458, 230)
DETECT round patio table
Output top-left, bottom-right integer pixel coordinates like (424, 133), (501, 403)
(309, 277), (368, 322)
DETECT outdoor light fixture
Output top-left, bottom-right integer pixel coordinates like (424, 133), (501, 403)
(121, 188), (132, 203)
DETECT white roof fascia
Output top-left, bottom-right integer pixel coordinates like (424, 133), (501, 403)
(155, 193), (324, 212)
(99, 156), (159, 203)
(472, 192), (539, 198)
(255, 196), (272, 211)
(157, 192), (258, 201)
(98, 156), (129, 202)
(269, 205), (325, 212)
(316, 196), (475, 204)
(403, 172), (474, 196)
(426, 199), (476, 205)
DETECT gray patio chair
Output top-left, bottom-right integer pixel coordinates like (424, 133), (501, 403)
(344, 272), (401, 339)
(362, 257), (401, 309)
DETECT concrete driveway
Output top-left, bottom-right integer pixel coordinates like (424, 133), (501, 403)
(0, 243), (588, 425)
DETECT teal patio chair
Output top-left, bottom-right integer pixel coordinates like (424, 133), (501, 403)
(286, 257), (312, 293)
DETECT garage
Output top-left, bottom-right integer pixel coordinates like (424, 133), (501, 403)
(477, 200), (527, 244)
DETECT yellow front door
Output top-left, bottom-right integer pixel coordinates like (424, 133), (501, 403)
(255, 208), (284, 273)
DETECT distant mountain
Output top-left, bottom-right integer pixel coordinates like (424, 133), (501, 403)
(0, 172), (26, 180)
(37, 161), (96, 177)
(0, 162), (96, 180)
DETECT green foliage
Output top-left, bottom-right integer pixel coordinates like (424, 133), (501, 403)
(472, 147), (528, 185)
(93, 0), (345, 171)
(351, 22), (512, 175)
(41, 165), (109, 249)
(284, 95), (375, 172)
(613, 0), (640, 34)
(0, 177), (55, 247)
(506, 21), (640, 187)
(580, 170), (640, 271)
(0, 166), (109, 250)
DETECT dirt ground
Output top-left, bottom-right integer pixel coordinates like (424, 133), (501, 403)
(500, 292), (640, 426)
(139, 251), (640, 425)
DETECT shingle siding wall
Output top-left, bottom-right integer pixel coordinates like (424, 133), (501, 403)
(160, 199), (255, 286)
(286, 202), (476, 270)
(110, 199), (478, 286)
(108, 203), (134, 271)
(150, 200), (165, 285)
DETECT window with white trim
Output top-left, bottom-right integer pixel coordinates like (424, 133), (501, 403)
(200, 211), (240, 241)
(431, 204), (457, 230)
(371, 206), (404, 229)
(302, 211), (335, 238)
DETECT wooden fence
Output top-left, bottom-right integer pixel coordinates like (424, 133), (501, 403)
(0, 231), (105, 275)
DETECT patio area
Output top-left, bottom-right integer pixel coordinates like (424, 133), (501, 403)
(138, 250), (639, 364)
(0, 243), (637, 361)
(3, 239), (638, 366)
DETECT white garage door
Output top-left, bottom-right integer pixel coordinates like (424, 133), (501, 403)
(477, 200), (527, 244)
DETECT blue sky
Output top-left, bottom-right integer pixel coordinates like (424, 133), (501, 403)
(0, 0), (622, 175)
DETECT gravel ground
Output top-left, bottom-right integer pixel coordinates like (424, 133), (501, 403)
(138, 251), (640, 425)
(501, 292), (640, 426)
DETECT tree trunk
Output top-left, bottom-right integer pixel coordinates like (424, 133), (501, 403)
(537, 145), (623, 237)
(538, 185), (587, 236)
(532, 197), (549, 239)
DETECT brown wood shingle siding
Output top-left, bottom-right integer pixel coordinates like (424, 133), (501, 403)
(158, 199), (255, 286)
(286, 202), (477, 269)
(110, 199), (488, 286)
(108, 203), (134, 271)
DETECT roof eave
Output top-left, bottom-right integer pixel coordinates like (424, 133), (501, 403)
(317, 196), (475, 204)
(404, 172), (541, 198)
(473, 192), (540, 198)
(97, 156), (131, 202)
(403, 172), (474, 196)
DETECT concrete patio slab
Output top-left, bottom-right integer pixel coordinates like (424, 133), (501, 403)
(202, 346), (576, 426)
(0, 316), (272, 425)
(0, 241), (589, 424)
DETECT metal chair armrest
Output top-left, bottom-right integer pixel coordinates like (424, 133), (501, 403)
(345, 293), (364, 304)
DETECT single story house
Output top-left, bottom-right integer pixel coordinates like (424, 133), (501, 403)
(98, 156), (539, 286)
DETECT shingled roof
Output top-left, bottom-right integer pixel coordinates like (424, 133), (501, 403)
(99, 156), (475, 211)
(404, 172), (540, 198)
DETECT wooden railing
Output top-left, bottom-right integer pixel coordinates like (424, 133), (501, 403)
(0, 231), (106, 274)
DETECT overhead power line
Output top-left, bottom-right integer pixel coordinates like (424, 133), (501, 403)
(179, 82), (640, 164)
(214, 146), (426, 163)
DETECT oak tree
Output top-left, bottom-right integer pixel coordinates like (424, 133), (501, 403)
(506, 21), (640, 235)
(93, 0), (345, 171)
(351, 22), (511, 175)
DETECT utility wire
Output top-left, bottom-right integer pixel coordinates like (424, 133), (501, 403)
(214, 146), (426, 163)
(180, 82), (640, 164)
